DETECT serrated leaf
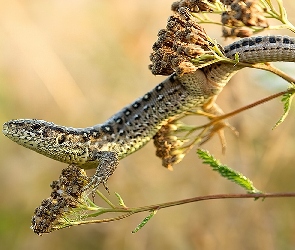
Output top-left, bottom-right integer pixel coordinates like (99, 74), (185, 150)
(115, 192), (127, 208)
(273, 88), (295, 129)
(197, 149), (261, 194)
(132, 210), (157, 233)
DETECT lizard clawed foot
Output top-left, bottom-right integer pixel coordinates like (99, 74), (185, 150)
(83, 175), (110, 200)
(199, 119), (238, 153)
(83, 151), (119, 197)
(197, 100), (238, 153)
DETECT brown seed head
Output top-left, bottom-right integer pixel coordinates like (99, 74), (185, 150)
(149, 7), (210, 76)
(31, 165), (89, 235)
(153, 119), (188, 170)
(221, 0), (268, 38)
(172, 0), (217, 13)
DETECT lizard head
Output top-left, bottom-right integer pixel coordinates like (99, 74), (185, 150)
(3, 119), (98, 169)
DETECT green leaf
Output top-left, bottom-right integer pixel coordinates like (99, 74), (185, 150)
(132, 210), (157, 233)
(273, 88), (295, 129)
(197, 149), (261, 194)
(115, 192), (127, 208)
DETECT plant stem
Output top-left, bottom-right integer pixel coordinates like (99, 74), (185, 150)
(73, 192), (295, 226)
(206, 89), (293, 125)
(96, 189), (116, 208)
(232, 61), (295, 84)
(249, 63), (295, 83)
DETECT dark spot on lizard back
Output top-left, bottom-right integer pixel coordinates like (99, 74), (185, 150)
(132, 101), (141, 109)
(242, 40), (249, 46)
(143, 92), (152, 101)
(269, 36), (276, 43)
(283, 37), (290, 44)
(101, 125), (114, 134)
(124, 109), (132, 116)
(248, 39), (255, 46)
(230, 44), (236, 51)
(255, 37), (263, 43)
(169, 74), (176, 83)
(115, 117), (123, 124)
(156, 83), (164, 92)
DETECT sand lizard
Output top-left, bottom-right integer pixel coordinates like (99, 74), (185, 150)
(3, 35), (295, 189)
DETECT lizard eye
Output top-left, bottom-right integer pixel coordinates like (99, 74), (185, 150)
(56, 134), (66, 144)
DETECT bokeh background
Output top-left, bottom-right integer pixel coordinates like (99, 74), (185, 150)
(1, 0), (295, 249)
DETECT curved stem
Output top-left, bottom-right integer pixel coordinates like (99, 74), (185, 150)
(235, 61), (295, 84)
(205, 89), (292, 125)
(76, 192), (295, 225)
(56, 191), (295, 232)
(251, 63), (295, 83)
(132, 192), (295, 211)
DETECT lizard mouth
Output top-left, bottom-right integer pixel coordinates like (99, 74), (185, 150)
(2, 122), (9, 136)
(3, 119), (44, 139)
(2, 119), (46, 148)
(3, 119), (23, 141)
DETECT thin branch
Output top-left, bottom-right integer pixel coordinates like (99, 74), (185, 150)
(57, 191), (295, 230)
(72, 192), (295, 225)
(130, 192), (295, 212)
(247, 63), (295, 84)
(205, 89), (293, 125)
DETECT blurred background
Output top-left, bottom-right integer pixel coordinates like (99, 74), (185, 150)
(1, 0), (295, 249)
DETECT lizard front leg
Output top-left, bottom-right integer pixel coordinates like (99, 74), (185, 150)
(86, 151), (119, 192)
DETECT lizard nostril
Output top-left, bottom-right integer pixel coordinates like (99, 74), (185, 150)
(32, 124), (42, 130)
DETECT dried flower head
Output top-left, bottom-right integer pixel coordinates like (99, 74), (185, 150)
(31, 165), (89, 235)
(149, 7), (210, 76)
(153, 119), (188, 170)
(172, 0), (217, 12)
(221, 0), (268, 38)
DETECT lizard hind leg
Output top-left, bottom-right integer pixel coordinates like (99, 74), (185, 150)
(200, 101), (238, 153)
(84, 151), (119, 193)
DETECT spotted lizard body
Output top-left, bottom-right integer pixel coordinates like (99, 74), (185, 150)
(3, 35), (295, 189)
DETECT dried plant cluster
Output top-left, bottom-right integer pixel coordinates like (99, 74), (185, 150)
(171, 0), (269, 38)
(149, 7), (210, 76)
(150, 5), (218, 169)
(171, 0), (217, 12)
(31, 166), (89, 235)
(221, 0), (269, 37)
(153, 119), (188, 170)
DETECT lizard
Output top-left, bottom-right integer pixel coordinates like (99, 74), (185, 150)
(3, 35), (295, 190)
